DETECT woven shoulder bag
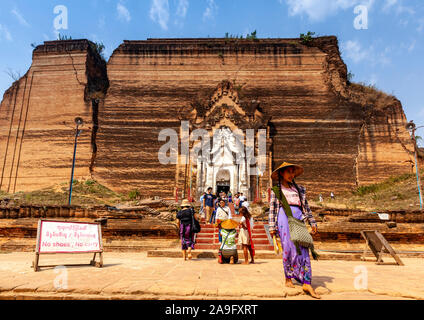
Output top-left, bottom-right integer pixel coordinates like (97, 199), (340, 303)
(272, 185), (319, 260)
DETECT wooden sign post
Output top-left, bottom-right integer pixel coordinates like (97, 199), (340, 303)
(360, 230), (404, 266)
(33, 219), (104, 272)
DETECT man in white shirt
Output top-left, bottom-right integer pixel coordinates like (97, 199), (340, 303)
(216, 198), (231, 221)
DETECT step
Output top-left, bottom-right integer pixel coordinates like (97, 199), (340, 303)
(195, 238), (271, 245)
(195, 243), (275, 251)
(198, 226), (268, 232)
(197, 229), (268, 235)
(196, 233), (269, 239)
(147, 249), (281, 259)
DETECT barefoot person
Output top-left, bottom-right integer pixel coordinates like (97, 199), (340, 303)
(176, 199), (198, 260)
(238, 206), (255, 264)
(268, 162), (321, 299)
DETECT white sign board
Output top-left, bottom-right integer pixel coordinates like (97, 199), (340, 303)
(377, 213), (390, 221)
(36, 220), (102, 253)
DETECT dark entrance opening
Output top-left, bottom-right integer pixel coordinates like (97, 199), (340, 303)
(216, 182), (230, 196)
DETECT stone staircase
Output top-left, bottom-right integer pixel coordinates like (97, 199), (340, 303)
(194, 219), (274, 251)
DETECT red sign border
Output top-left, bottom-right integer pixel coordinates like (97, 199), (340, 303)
(36, 219), (103, 254)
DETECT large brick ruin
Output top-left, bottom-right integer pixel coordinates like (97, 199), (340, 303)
(0, 37), (417, 199)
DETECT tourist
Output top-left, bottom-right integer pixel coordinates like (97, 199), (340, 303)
(176, 199), (198, 260)
(319, 194), (323, 203)
(203, 187), (216, 224)
(228, 190), (233, 203)
(330, 192), (335, 200)
(199, 192), (206, 220)
(268, 162), (321, 299)
(215, 198), (231, 243)
(218, 218), (239, 264)
(221, 192), (228, 203)
(216, 198), (231, 221)
(234, 193), (240, 215)
(239, 192), (247, 207)
(238, 206), (255, 264)
(210, 196), (219, 224)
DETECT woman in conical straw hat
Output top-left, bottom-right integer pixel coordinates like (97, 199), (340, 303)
(176, 199), (198, 260)
(269, 162), (320, 299)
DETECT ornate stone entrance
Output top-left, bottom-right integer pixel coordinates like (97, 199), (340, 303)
(216, 168), (230, 194)
(178, 80), (272, 200)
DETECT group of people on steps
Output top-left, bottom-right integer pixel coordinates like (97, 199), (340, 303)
(176, 161), (321, 299)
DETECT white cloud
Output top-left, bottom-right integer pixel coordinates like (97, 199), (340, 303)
(382, 0), (415, 15)
(11, 8), (30, 27)
(342, 40), (369, 63)
(203, 0), (218, 21)
(150, 0), (170, 30)
(341, 40), (391, 66)
(405, 40), (416, 53)
(176, 0), (189, 18)
(418, 18), (424, 33)
(117, 1), (131, 22)
(0, 24), (13, 42)
(283, 0), (374, 22)
(382, 0), (397, 11)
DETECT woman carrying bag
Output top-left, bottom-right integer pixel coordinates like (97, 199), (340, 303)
(268, 162), (321, 299)
(176, 199), (199, 260)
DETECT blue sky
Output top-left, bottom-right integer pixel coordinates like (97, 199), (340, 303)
(1, 0), (423, 135)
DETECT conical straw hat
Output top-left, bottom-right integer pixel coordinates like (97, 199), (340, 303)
(180, 199), (192, 207)
(220, 219), (239, 230)
(271, 162), (304, 180)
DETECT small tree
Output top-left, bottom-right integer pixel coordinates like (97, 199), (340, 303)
(347, 71), (355, 83)
(246, 30), (257, 40)
(90, 41), (106, 61)
(4, 68), (21, 82)
(57, 34), (73, 41)
(300, 31), (316, 45)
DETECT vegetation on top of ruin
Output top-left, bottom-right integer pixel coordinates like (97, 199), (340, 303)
(300, 31), (316, 45)
(347, 81), (398, 111)
(311, 169), (424, 211)
(55, 34), (107, 62)
(57, 34), (73, 41)
(224, 30), (258, 40)
(1, 169), (423, 212)
(0, 179), (125, 208)
(4, 68), (22, 82)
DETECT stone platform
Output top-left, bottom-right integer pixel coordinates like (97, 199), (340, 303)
(0, 252), (422, 300)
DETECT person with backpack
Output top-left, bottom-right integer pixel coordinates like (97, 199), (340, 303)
(268, 162), (320, 299)
(176, 199), (199, 261)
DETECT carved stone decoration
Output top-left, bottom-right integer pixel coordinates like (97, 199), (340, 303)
(184, 80), (272, 197)
(183, 80), (270, 131)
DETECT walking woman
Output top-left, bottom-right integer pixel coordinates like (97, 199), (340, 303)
(238, 206), (255, 264)
(268, 162), (320, 299)
(176, 199), (198, 260)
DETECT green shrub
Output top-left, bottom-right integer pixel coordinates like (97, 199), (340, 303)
(85, 180), (96, 186)
(128, 189), (141, 200)
(300, 31), (316, 45)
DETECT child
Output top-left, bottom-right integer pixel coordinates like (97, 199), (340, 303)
(234, 193), (240, 215)
(238, 206), (255, 264)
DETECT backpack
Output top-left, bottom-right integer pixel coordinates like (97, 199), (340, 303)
(191, 209), (201, 233)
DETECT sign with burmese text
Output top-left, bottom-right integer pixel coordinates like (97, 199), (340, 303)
(37, 220), (102, 253)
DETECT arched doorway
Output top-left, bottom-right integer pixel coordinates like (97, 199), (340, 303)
(216, 168), (230, 195)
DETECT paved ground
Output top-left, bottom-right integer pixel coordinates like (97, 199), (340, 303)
(0, 252), (422, 300)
